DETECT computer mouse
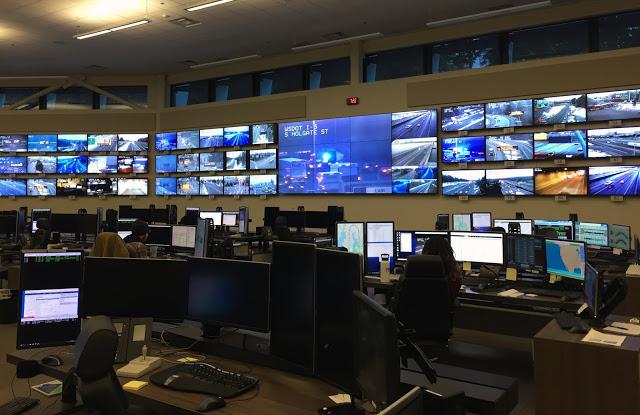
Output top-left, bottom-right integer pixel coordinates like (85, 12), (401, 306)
(41, 355), (64, 367)
(197, 396), (226, 412)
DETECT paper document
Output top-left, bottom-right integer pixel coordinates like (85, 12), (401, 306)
(582, 329), (625, 347)
(497, 289), (524, 298)
(603, 322), (640, 336)
(329, 394), (351, 404)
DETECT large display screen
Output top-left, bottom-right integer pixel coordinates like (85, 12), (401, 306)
(0, 157), (27, 174)
(533, 130), (587, 160)
(587, 89), (640, 122)
(0, 135), (28, 152)
(391, 137), (438, 194)
(224, 175), (250, 195)
(57, 156), (88, 174)
(587, 127), (640, 158)
(249, 174), (277, 195)
(534, 167), (588, 196)
(88, 156), (117, 174)
(226, 151), (247, 170)
(249, 149), (277, 170)
(155, 155), (177, 173)
(485, 99), (533, 128)
(391, 110), (438, 139)
(199, 152), (224, 172)
(199, 176), (224, 196)
(484, 168), (534, 196)
(485, 134), (533, 161)
(88, 134), (118, 152)
(57, 134), (87, 152)
(441, 104), (484, 131)
(252, 124), (276, 145)
(177, 153), (199, 172)
(27, 135), (57, 152)
(442, 169), (485, 196)
(278, 115), (392, 194)
(0, 179), (26, 196)
(27, 179), (56, 197)
(200, 128), (224, 148)
(177, 130), (200, 150)
(156, 132), (177, 151)
(117, 179), (148, 196)
(156, 177), (177, 196)
(441, 136), (485, 163)
(533, 94), (586, 125)
(223, 126), (251, 147)
(27, 156), (56, 174)
(588, 166), (640, 196)
(118, 156), (147, 174)
(118, 134), (148, 152)
(87, 178), (117, 196)
(56, 178), (87, 197)
(177, 177), (199, 195)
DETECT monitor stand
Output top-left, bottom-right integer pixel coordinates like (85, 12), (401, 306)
(202, 324), (223, 339)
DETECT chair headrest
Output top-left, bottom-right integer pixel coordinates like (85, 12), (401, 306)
(404, 255), (446, 279)
(74, 316), (118, 382)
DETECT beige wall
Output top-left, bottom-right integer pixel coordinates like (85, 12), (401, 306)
(2, 1), (640, 233)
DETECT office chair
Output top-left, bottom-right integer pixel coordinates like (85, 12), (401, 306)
(394, 255), (453, 349)
(74, 316), (151, 415)
(273, 216), (292, 241)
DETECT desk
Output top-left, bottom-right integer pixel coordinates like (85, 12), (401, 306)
(7, 346), (340, 415)
(0, 374), (84, 415)
(533, 318), (640, 415)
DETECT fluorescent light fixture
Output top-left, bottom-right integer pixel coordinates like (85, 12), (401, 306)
(190, 54), (262, 69)
(426, 1), (552, 27)
(74, 19), (150, 40)
(186, 0), (234, 12)
(291, 32), (384, 52)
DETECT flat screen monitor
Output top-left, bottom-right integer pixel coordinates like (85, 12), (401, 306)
(27, 134), (57, 152)
(609, 224), (631, 250)
(252, 124), (276, 145)
(27, 156), (56, 174)
(249, 174), (277, 195)
(238, 207), (248, 234)
(177, 153), (199, 172)
(117, 134), (148, 152)
(587, 127), (640, 158)
(534, 167), (588, 196)
(533, 94), (587, 125)
(504, 234), (546, 274)
(31, 208), (51, 222)
(485, 99), (533, 128)
(391, 137), (438, 195)
(0, 156), (27, 174)
(485, 134), (534, 161)
(172, 225), (196, 249)
(56, 178), (86, 197)
(87, 134), (118, 152)
(545, 239), (586, 280)
(249, 149), (277, 170)
(391, 110), (437, 140)
(533, 219), (574, 240)
(223, 175), (249, 195)
(353, 290), (400, 407)
(88, 156), (118, 174)
(200, 211), (223, 226)
(177, 177), (199, 195)
(493, 219), (533, 235)
(199, 176), (224, 196)
(199, 128), (224, 148)
(395, 231), (448, 261)
(27, 179), (56, 196)
(156, 132), (177, 151)
(485, 168), (535, 196)
(57, 134), (87, 152)
(584, 263), (600, 319)
(336, 222), (365, 256)
(87, 178), (117, 196)
(117, 155), (147, 174)
(223, 126), (251, 147)
(117, 178), (148, 196)
(51, 213), (97, 234)
(442, 169), (485, 196)
(575, 222), (609, 247)
(533, 131), (587, 160)
(0, 179), (26, 197)
(366, 222), (394, 274)
(222, 212), (238, 227)
(177, 130), (200, 150)
(83, 258), (188, 319)
(56, 155), (88, 174)
(155, 155), (177, 173)
(186, 208), (200, 215)
(118, 218), (136, 231)
(20, 251), (84, 290)
(156, 177), (177, 196)
(199, 152), (224, 172)
(441, 136), (485, 163)
(452, 213), (472, 231)
(0, 214), (17, 235)
(118, 230), (132, 239)
(441, 104), (485, 132)
(449, 231), (504, 264)
(225, 151), (247, 170)
(472, 212), (492, 231)
(436, 214), (449, 230)
(147, 224), (172, 246)
(587, 89), (640, 122)
(0, 135), (28, 152)
(588, 166), (640, 196)
(187, 257), (270, 332)
(194, 219), (209, 258)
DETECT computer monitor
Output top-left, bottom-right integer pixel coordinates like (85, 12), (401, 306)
(575, 222), (609, 247)
(584, 263), (600, 319)
(187, 257), (270, 333)
(200, 211), (223, 227)
(0, 214), (17, 236)
(504, 234), (546, 275)
(222, 211), (238, 227)
(366, 222), (394, 274)
(533, 220), (574, 240)
(186, 207), (200, 216)
(31, 208), (51, 222)
(336, 222), (365, 256)
(609, 224), (631, 250)
(395, 231), (448, 262)
(545, 239), (586, 280)
(238, 206), (249, 234)
(50, 213), (98, 235)
(118, 218), (136, 231)
(82, 257), (188, 320)
(353, 290), (400, 407)
(472, 212), (492, 232)
(118, 231), (132, 240)
(172, 225), (196, 249)
(378, 387), (424, 415)
(449, 232), (505, 264)
(194, 218), (209, 258)
(436, 214), (449, 230)
(493, 219), (533, 235)
(147, 224), (172, 247)
(452, 213), (472, 231)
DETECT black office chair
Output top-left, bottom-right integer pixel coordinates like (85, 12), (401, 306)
(394, 255), (453, 349)
(273, 216), (292, 241)
(74, 316), (152, 415)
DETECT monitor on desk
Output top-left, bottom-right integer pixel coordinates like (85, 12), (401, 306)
(575, 222), (609, 247)
(147, 224), (172, 247)
(0, 214), (17, 236)
(449, 231), (504, 265)
(186, 207), (200, 216)
(472, 212), (492, 232)
(200, 211), (222, 227)
(366, 222), (394, 274)
(50, 213), (98, 235)
(118, 218), (136, 231)
(533, 220), (574, 240)
(222, 211), (238, 227)
(493, 219), (533, 235)
(504, 234), (546, 275)
(172, 225), (196, 249)
(545, 239), (586, 280)
(187, 257), (270, 333)
(31, 208), (51, 230)
(194, 218), (209, 258)
(584, 263), (600, 319)
(238, 206), (249, 234)
(452, 213), (472, 231)
(609, 224), (631, 251)
(336, 222), (365, 256)
(395, 231), (448, 262)
(118, 230), (132, 240)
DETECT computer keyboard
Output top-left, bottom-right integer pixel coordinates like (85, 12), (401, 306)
(150, 362), (259, 398)
(520, 288), (581, 300)
(0, 398), (39, 415)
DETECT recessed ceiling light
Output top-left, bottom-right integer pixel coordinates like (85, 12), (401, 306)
(186, 0), (234, 12)
(74, 19), (150, 40)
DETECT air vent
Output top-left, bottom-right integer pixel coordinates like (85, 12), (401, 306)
(169, 17), (201, 28)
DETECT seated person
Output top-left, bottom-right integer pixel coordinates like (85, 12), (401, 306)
(123, 220), (149, 258)
(91, 232), (129, 258)
(422, 236), (462, 303)
(179, 210), (198, 226)
(30, 218), (51, 249)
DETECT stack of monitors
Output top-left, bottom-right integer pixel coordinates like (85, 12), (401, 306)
(155, 175), (276, 196)
(155, 123), (277, 151)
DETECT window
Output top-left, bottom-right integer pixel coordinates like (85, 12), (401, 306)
(308, 58), (350, 89)
(507, 20), (589, 63)
(99, 86), (148, 109)
(257, 66), (304, 96)
(213, 73), (253, 102)
(432, 34), (501, 73)
(45, 86), (94, 110)
(170, 80), (209, 107)
(364, 46), (425, 82)
(599, 11), (640, 51)
(0, 87), (43, 110)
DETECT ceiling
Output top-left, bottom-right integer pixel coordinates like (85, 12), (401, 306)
(0, 0), (579, 76)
